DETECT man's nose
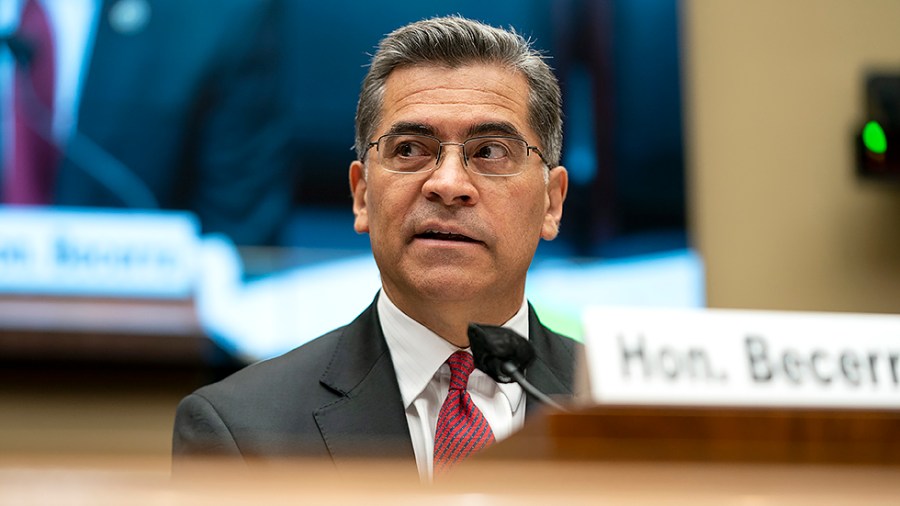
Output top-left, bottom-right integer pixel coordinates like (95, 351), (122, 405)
(435, 142), (468, 170)
(421, 144), (479, 206)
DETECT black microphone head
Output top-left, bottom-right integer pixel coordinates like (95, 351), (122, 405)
(2, 35), (35, 67)
(467, 323), (535, 383)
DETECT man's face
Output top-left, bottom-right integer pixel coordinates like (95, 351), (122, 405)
(349, 63), (567, 319)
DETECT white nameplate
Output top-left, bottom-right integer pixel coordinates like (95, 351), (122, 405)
(0, 207), (200, 298)
(582, 307), (900, 409)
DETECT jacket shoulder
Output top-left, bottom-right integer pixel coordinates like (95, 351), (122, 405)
(174, 324), (349, 460)
(528, 305), (584, 395)
(192, 323), (348, 421)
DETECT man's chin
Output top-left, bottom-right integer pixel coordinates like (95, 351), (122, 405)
(411, 276), (485, 302)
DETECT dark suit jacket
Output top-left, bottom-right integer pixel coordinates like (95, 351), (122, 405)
(172, 301), (580, 474)
(3, 0), (292, 245)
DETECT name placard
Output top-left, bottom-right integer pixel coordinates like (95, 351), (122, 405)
(581, 307), (900, 409)
(0, 208), (200, 298)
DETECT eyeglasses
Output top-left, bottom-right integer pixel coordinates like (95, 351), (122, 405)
(365, 134), (548, 177)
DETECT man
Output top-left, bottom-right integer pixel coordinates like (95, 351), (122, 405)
(173, 16), (577, 480)
(1, 0), (291, 245)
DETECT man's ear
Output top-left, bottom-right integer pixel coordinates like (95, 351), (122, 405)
(349, 161), (369, 234)
(541, 166), (568, 241)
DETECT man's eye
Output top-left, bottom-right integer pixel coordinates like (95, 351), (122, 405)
(472, 142), (510, 160)
(395, 142), (430, 158)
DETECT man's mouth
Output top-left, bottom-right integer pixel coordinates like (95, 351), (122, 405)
(414, 230), (482, 244)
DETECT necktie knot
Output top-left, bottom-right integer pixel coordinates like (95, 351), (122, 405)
(447, 351), (475, 391)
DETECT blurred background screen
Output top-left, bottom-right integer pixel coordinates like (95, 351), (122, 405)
(0, 0), (701, 368)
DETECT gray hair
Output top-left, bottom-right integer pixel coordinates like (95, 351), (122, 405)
(354, 16), (563, 168)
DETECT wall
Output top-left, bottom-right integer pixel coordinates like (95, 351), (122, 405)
(684, 0), (900, 313)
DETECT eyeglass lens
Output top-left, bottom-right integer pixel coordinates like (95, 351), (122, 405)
(376, 135), (530, 176)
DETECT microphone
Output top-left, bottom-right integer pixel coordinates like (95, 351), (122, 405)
(0, 35), (34, 66)
(468, 323), (569, 412)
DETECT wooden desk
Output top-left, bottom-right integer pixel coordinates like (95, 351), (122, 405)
(484, 405), (900, 465)
(0, 457), (897, 505)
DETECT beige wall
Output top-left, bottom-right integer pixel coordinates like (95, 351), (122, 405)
(684, 0), (900, 313)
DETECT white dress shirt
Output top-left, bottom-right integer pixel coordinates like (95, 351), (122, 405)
(377, 290), (528, 481)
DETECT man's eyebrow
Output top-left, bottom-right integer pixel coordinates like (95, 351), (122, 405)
(466, 122), (524, 139)
(386, 122), (435, 136)
(384, 121), (525, 139)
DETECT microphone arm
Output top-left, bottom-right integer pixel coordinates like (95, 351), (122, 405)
(499, 361), (568, 412)
(468, 323), (570, 413)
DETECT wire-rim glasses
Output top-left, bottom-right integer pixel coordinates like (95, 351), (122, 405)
(366, 134), (549, 177)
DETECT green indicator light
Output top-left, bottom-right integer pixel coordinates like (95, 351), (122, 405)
(862, 121), (887, 154)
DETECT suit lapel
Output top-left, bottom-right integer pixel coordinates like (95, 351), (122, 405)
(312, 303), (416, 468)
(80, 0), (157, 107)
(56, 0), (153, 203)
(77, 0), (141, 124)
(309, 302), (576, 468)
(524, 304), (579, 416)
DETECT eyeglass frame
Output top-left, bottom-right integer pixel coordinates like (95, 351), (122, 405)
(364, 133), (551, 177)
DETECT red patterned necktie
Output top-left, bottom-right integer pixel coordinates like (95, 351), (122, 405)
(433, 351), (495, 475)
(4, 0), (59, 204)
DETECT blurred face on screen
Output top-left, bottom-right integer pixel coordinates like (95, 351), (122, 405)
(349, 63), (567, 331)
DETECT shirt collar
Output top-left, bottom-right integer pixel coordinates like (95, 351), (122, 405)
(378, 290), (529, 412)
